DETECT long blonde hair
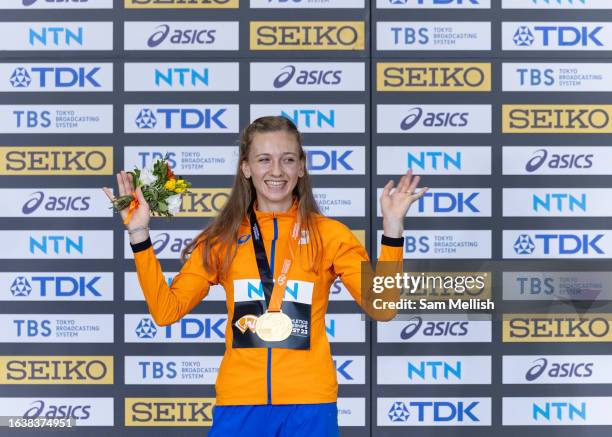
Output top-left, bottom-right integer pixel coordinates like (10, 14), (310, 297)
(181, 116), (322, 278)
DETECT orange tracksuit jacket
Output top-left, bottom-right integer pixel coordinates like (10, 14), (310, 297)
(131, 202), (403, 406)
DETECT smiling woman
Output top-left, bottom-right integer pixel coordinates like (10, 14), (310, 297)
(103, 115), (427, 436)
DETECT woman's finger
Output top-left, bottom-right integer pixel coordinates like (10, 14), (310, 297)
(411, 186), (429, 200)
(126, 171), (136, 193)
(116, 172), (127, 197)
(102, 187), (115, 202)
(407, 175), (421, 194)
(381, 179), (394, 198)
(396, 169), (413, 193)
(135, 186), (146, 205)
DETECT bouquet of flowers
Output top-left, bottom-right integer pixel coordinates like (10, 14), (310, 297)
(111, 155), (192, 224)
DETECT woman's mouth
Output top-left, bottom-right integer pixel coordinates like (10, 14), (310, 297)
(264, 180), (287, 191)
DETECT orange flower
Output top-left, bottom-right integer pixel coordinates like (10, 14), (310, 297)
(166, 164), (175, 180)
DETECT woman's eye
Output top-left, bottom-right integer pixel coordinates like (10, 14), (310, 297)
(259, 158), (269, 162)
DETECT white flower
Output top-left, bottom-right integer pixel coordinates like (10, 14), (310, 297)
(166, 194), (182, 215)
(140, 166), (156, 186)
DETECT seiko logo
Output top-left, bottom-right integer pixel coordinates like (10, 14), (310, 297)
(254, 23), (362, 47)
(382, 65), (486, 89)
(508, 107), (610, 130)
(6, 358), (109, 382)
(5, 150), (108, 172)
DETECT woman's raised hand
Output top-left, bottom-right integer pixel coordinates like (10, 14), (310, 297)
(102, 170), (151, 231)
(379, 169), (428, 238)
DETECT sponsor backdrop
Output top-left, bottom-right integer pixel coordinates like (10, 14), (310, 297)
(1, 0), (611, 436)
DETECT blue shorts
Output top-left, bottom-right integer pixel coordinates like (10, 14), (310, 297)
(207, 402), (339, 437)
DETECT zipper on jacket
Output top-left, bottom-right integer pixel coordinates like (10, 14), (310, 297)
(267, 217), (278, 404)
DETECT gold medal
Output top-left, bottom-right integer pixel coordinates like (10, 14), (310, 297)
(255, 311), (293, 342)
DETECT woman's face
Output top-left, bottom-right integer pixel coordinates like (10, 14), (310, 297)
(241, 130), (305, 211)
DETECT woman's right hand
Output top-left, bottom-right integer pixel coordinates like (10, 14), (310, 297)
(103, 171), (151, 241)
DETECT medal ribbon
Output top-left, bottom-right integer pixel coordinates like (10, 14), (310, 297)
(248, 202), (301, 312)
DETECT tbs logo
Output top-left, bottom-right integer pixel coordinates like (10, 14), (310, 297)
(13, 110), (51, 128)
(513, 25), (603, 48)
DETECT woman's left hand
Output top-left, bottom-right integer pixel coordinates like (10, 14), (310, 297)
(379, 169), (428, 238)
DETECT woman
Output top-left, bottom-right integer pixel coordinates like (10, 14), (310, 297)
(103, 116), (427, 436)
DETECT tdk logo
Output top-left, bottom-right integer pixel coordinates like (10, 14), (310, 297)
(388, 402), (410, 422)
(152, 233), (193, 255)
(147, 24), (216, 48)
(513, 25), (603, 47)
(533, 193), (586, 212)
(533, 402), (586, 422)
(29, 26), (83, 47)
(333, 359), (354, 381)
(10, 67), (101, 89)
(10, 277), (32, 296)
(526, 149), (593, 172)
(401, 317), (469, 339)
(135, 108), (227, 130)
(22, 191), (91, 214)
(400, 107), (468, 130)
(29, 235), (83, 255)
(387, 400), (480, 423)
(306, 150), (352, 171)
(10, 275), (102, 297)
(417, 192), (479, 213)
(526, 358), (593, 382)
(273, 65), (342, 89)
(408, 151), (461, 171)
(281, 109), (335, 128)
(155, 68), (208, 87)
(136, 318), (158, 339)
(513, 233), (604, 255)
(135, 317), (225, 340)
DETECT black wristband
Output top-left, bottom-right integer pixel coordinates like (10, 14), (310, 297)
(381, 235), (404, 247)
(130, 237), (152, 253)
